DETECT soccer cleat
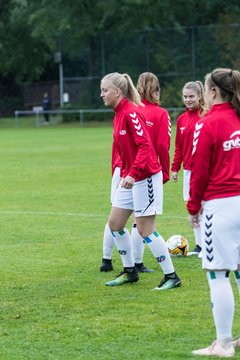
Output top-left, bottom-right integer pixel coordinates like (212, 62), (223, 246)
(187, 244), (202, 256)
(198, 250), (202, 259)
(153, 274), (181, 290)
(135, 263), (154, 273)
(192, 340), (235, 357)
(100, 258), (114, 272)
(105, 269), (139, 286)
(233, 338), (240, 349)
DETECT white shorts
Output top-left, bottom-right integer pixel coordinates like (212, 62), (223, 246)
(111, 166), (121, 203)
(112, 171), (163, 217)
(201, 196), (240, 271)
(183, 169), (191, 202)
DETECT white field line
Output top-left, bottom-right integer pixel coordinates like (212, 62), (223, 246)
(0, 210), (187, 219)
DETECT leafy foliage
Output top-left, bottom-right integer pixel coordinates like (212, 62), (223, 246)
(0, 1), (239, 114)
(0, 0), (239, 82)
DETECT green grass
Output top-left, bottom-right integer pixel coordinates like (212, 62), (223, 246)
(0, 124), (239, 360)
(4, 115), (113, 129)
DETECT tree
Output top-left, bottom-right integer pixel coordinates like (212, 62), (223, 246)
(0, 0), (239, 113)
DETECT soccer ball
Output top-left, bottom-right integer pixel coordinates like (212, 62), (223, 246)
(166, 235), (189, 257)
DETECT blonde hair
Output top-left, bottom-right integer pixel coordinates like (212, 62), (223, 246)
(205, 68), (240, 116)
(101, 72), (141, 105)
(182, 81), (207, 116)
(136, 72), (160, 105)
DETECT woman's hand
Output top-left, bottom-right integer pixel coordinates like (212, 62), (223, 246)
(172, 172), (178, 182)
(188, 213), (201, 228)
(121, 176), (135, 189)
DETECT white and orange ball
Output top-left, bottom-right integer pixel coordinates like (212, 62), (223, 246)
(166, 235), (189, 257)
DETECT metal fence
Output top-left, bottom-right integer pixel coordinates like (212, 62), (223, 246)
(22, 24), (240, 111)
(14, 107), (185, 127)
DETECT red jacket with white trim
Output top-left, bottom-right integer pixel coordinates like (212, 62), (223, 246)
(187, 102), (240, 215)
(113, 98), (161, 181)
(171, 108), (201, 172)
(141, 99), (171, 184)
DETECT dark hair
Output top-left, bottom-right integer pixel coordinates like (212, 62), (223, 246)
(205, 68), (240, 115)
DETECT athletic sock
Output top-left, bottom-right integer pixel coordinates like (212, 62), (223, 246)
(207, 271), (234, 342)
(131, 223), (145, 264)
(144, 231), (174, 274)
(233, 270), (240, 294)
(112, 228), (134, 268)
(193, 226), (201, 248)
(102, 223), (115, 260)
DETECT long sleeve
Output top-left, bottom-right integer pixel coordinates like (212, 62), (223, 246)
(171, 117), (183, 172)
(156, 111), (171, 183)
(187, 121), (211, 214)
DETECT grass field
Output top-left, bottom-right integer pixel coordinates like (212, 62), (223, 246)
(0, 123), (239, 360)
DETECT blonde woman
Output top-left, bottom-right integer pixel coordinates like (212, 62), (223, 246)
(100, 72), (181, 289)
(171, 81), (206, 256)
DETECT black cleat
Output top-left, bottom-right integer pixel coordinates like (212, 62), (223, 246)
(153, 273), (181, 290)
(135, 263), (154, 273)
(105, 268), (139, 286)
(187, 244), (202, 256)
(100, 258), (114, 272)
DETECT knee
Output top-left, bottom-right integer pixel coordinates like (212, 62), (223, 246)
(136, 225), (149, 239)
(139, 230), (150, 238)
(108, 219), (122, 232)
(137, 227), (144, 238)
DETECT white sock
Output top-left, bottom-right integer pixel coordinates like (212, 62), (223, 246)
(131, 224), (145, 264)
(207, 271), (234, 342)
(234, 270), (240, 294)
(112, 228), (134, 268)
(144, 231), (174, 274)
(102, 223), (115, 259)
(193, 226), (201, 248)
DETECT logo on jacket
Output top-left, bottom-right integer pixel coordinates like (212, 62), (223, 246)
(223, 130), (240, 151)
(146, 121), (153, 127)
(120, 130), (126, 135)
(129, 112), (143, 136)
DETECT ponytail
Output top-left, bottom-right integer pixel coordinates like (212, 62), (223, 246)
(136, 72), (160, 105)
(206, 68), (240, 116)
(231, 70), (240, 116)
(102, 72), (141, 105)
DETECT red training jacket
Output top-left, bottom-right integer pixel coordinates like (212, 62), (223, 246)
(141, 99), (171, 184)
(171, 108), (201, 172)
(187, 102), (240, 215)
(113, 98), (161, 181)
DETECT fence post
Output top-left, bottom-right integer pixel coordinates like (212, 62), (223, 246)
(15, 111), (19, 127)
(79, 110), (84, 127)
(35, 112), (40, 127)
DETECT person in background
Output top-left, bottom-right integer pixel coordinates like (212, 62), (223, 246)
(99, 145), (121, 272)
(100, 72), (181, 289)
(136, 72), (171, 185)
(187, 68), (240, 357)
(42, 92), (51, 123)
(100, 144), (154, 273)
(133, 71), (171, 269)
(171, 81), (206, 257)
